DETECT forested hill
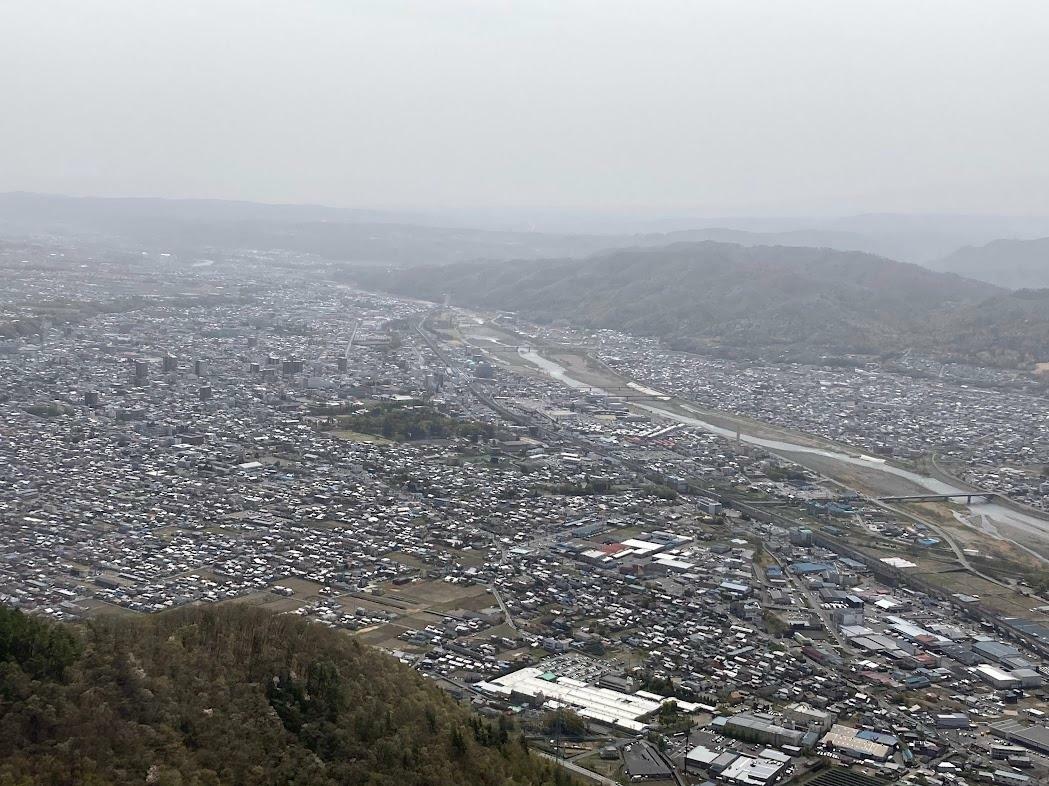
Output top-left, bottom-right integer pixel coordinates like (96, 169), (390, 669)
(0, 605), (572, 786)
(357, 242), (1005, 361)
(935, 236), (1049, 289)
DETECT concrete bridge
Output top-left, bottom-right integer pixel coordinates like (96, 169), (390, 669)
(877, 492), (998, 504)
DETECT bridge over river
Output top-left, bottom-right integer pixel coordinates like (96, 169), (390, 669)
(877, 492), (998, 504)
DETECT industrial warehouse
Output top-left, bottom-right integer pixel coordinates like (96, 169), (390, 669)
(475, 666), (699, 732)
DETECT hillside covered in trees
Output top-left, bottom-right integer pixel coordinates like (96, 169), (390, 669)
(0, 605), (572, 786)
(314, 400), (496, 442)
(357, 242), (1049, 367)
(935, 236), (1049, 289)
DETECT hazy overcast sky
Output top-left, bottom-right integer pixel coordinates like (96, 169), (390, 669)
(3, 0), (1048, 214)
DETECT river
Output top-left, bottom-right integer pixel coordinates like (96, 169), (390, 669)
(517, 349), (1049, 549)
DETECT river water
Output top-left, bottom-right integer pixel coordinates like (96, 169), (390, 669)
(517, 349), (1049, 548)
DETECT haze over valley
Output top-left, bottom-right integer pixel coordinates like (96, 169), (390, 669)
(6, 3), (1049, 785)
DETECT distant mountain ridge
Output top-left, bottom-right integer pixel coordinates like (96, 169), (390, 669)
(0, 192), (642, 265)
(5, 192), (1049, 269)
(3, 192), (912, 268)
(0, 191), (409, 224)
(357, 241), (1049, 367)
(935, 236), (1049, 288)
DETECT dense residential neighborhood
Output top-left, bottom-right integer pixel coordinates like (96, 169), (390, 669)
(3, 244), (1049, 786)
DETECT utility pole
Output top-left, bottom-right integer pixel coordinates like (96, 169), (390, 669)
(554, 706), (562, 761)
